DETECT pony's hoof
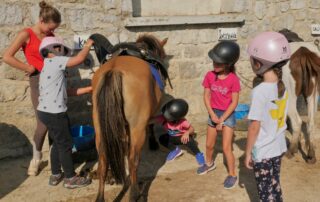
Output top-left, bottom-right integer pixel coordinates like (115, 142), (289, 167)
(285, 151), (294, 159)
(307, 157), (316, 164)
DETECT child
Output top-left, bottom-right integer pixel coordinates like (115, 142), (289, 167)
(199, 41), (241, 189)
(155, 99), (205, 171)
(3, 1), (61, 176)
(245, 32), (290, 201)
(37, 36), (93, 188)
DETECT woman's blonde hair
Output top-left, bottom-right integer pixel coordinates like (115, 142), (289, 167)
(39, 1), (61, 24)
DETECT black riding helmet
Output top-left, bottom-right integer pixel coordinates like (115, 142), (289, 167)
(162, 99), (189, 122)
(208, 41), (240, 65)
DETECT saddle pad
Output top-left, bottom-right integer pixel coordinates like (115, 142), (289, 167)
(150, 64), (164, 91)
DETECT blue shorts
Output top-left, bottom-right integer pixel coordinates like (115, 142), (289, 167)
(208, 109), (236, 128)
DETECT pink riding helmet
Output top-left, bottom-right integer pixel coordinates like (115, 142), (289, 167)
(39, 36), (71, 58)
(247, 32), (291, 75)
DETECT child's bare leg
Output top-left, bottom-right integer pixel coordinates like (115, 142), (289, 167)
(206, 126), (218, 164)
(222, 126), (236, 176)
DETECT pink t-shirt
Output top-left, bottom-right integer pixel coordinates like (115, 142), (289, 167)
(156, 115), (191, 136)
(202, 71), (241, 110)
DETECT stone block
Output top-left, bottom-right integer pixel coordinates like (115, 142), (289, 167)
(183, 45), (204, 58)
(309, 0), (320, 9)
(0, 4), (23, 26)
(0, 79), (29, 102)
(290, 0), (306, 10)
(221, 0), (247, 13)
(254, 1), (267, 20)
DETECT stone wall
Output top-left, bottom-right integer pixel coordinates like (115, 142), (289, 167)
(0, 0), (320, 158)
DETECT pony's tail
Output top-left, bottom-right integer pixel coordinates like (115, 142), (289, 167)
(97, 70), (129, 184)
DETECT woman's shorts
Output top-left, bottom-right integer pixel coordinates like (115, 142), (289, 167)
(208, 108), (236, 128)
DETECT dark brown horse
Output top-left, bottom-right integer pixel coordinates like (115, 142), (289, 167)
(91, 34), (168, 201)
(279, 30), (320, 163)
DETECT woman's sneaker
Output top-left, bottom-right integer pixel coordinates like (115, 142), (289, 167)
(49, 173), (64, 186)
(224, 176), (238, 189)
(197, 162), (216, 175)
(27, 159), (42, 176)
(63, 175), (92, 189)
(166, 147), (183, 162)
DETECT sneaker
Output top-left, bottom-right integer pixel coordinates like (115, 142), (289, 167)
(166, 147), (183, 162)
(196, 162), (216, 175)
(195, 152), (205, 166)
(49, 173), (64, 186)
(63, 175), (92, 189)
(224, 176), (238, 189)
(27, 159), (41, 176)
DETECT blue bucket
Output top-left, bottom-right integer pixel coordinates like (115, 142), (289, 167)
(235, 104), (250, 120)
(71, 125), (95, 152)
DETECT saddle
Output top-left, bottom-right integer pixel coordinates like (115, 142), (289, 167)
(89, 33), (172, 89)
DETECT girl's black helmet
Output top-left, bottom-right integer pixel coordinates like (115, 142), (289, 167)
(162, 99), (189, 122)
(208, 41), (240, 65)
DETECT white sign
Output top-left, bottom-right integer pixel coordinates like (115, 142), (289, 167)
(218, 28), (237, 41)
(73, 35), (90, 49)
(311, 24), (320, 35)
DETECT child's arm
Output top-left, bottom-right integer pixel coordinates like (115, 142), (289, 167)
(245, 120), (260, 169)
(67, 86), (92, 96)
(66, 39), (94, 68)
(2, 30), (36, 74)
(181, 125), (194, 144)
(219, 92), (239, 123)
(203, 88), (220, 123)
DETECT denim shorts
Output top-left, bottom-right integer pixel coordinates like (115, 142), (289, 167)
(208, 109), (236, 128)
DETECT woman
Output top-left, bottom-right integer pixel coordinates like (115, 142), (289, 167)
(3, 1), (61, 176)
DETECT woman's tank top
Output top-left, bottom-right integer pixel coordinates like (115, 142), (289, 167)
(22, 28), (53, 71)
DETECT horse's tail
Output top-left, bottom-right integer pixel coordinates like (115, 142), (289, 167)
(97, 70), (129, 184)
(290, 47), (320, 97)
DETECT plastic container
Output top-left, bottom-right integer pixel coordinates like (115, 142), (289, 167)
(71, 125), (95, 152)
(235, 104), (250, 120)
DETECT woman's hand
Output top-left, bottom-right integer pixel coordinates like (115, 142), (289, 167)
(181, 132), (190, 144)
(25, 65), (36, 76)
(244, 153), (253, 169)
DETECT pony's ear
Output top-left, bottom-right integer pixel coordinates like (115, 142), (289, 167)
(160, 38), (168, 47)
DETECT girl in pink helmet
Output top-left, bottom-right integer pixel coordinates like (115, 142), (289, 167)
(246, 32), (290, 202)
(3, 1), (61, 176)
(37, 36), (93, 188)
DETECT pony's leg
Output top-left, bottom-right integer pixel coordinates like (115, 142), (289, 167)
(95, 154), (108, 202)
(287, 94), (302, 157)
(148, 124), (159, 150)
(305, 86), (317, 164)
(129, 128), (146, 202)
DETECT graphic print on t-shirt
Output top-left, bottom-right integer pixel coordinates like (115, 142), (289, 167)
(269, 92), (288, 130)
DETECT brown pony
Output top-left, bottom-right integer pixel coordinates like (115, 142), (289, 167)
(91, 34), (168, 202)
(280, 29), (320, 163)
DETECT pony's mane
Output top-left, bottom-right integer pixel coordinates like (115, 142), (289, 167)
(278, 29), (304, 42)
(136, 34), (166, 59)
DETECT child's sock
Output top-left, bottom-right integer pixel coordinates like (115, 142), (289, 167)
(32, 142), (42, 160)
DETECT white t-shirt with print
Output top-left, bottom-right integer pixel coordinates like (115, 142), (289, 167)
(248, 82), (288, 162)
(37, 56), (70, 113)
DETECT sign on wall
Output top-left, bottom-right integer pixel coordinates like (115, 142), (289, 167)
(218, 28), (237, 41)
(311, 24), (320, 35)
(74, 35), (90, 49)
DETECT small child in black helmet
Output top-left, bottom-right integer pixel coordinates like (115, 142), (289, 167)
(153, 99), (205, 172)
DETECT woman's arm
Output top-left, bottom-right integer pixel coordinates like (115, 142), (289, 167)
(219, 92), (239, 123)
(66, 39), (94, 68)
(204, 88), (220, 123)
(244, 120), (260, 169)
(3, 30), (35, 74)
